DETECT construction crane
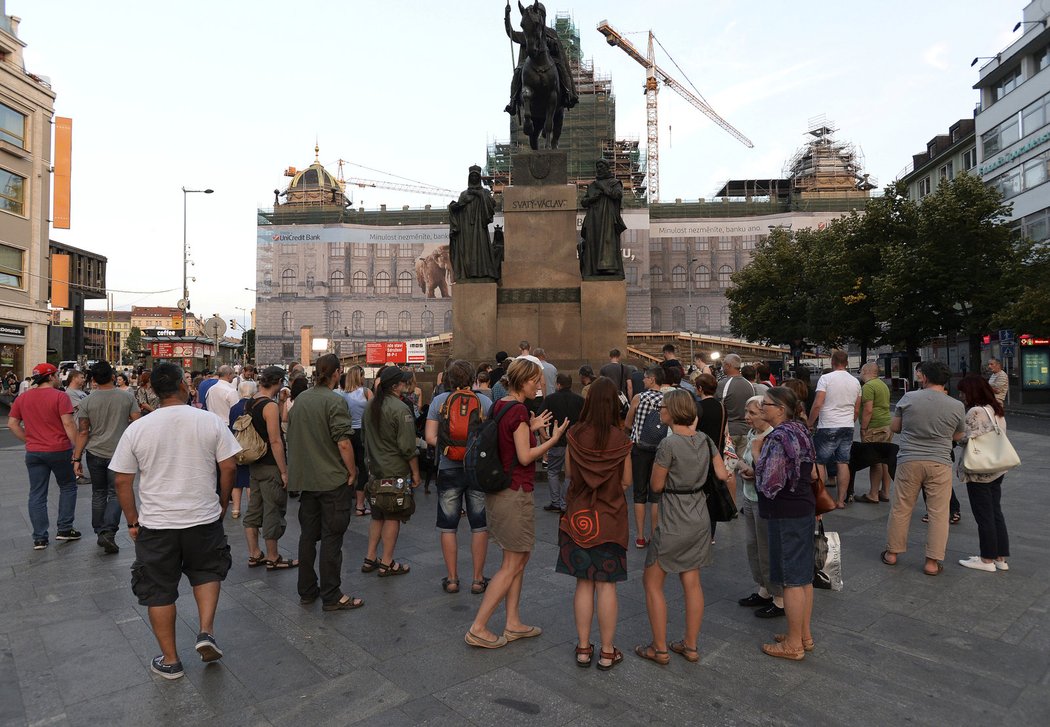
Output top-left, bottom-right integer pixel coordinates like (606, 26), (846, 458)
(597, 20), (754, 202)
(335, 159), (457, 199)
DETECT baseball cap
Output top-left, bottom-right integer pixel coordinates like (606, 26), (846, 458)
(32, 363), (57, 377)
(379, 365), (404, 387)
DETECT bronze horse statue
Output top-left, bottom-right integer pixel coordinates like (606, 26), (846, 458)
(516, 0), (564, 150)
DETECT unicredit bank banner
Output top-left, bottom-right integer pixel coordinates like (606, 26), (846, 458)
(258, 224), (450, 247)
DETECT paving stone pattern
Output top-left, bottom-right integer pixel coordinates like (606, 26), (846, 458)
(0, 426), (1047, 726)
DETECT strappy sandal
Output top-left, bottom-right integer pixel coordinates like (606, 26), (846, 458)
(575, 643), (593, 668)
(442, 577), (460, 593)
(762, 640), (804, 660)
(265, 555), (299, 570)
(950, 512), (961, 525)
(470, 577), (491, 594)
(361, 558), (379, 573)
(597, 647), (623, 671)
(247, 553), (266, 568)
(356, 507), (370, 516)
(377, 560), (410, 577)
(880, 550), (897, 566)
(669, 640), (700, 663)
(634, 643), (670, 666)
(775, 633), (814, 652)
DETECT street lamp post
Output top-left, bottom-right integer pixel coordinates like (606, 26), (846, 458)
(182, 187), (214, 315)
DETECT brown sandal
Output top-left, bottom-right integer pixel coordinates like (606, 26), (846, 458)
(669, 640), (700, 663)
(762, 640), (804, 660)
(634, 643), (670, 666)
(775, 633), (814, 652)
(265, 555), (299, 570)
(247, 553), (266, 568)
(597, 647), (623, 671)
(575, 643), (593, 668)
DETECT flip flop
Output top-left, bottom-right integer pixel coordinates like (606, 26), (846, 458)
(880, 550), (897, 566)
(464, 630), (507, 649)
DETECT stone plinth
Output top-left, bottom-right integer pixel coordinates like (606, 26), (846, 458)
(580, 279), (627, 366)
(450, 281), (497, 363)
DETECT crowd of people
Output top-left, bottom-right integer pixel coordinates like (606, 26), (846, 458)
(4, 344), (1016, 679)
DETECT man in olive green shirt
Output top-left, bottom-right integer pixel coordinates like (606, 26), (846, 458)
(858, 362), (893, 502)
(288, 354), (362, 611)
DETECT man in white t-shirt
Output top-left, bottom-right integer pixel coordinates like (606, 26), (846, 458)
(808, 350), (861, 507)
(111, 362), (241, 681)
(205, 365), (239, 423)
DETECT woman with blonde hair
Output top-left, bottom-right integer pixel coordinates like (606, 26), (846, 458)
(637, 388), (729, 666)
(557, 376), (633, 670)
(466, 357), (569, 649)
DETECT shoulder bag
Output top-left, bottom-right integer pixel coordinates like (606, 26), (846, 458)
(963, 406), (1020, 475)
(700, 436), (738, 522)
(812, 469), (837, 515)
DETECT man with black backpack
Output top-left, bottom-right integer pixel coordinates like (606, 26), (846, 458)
(624, 366), (667, 549)
(425, 359), (493, 595)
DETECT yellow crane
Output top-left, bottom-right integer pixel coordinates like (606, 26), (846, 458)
(597, 20), (754, 202)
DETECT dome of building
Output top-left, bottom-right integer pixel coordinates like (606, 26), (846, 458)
(289, 162), (341, 192)
(279, 144), (347, 207)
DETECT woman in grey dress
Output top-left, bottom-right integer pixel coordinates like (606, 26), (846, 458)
(636, 389), (730, 666)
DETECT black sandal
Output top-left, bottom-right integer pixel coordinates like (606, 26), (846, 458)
(265, 555), (299, 570)
(247, 553), (266, 568)
(575, 643), (593, 668)
(377, 560), (410, 578)
(470, 577), (491, 594)
(950, 512), (961, 525)
(361, 558), (379, 573)
(442, 577), (460, 593)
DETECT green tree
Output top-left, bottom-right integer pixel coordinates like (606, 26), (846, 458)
(999, 240), (1050, 334)
(126, 326), (142, 357)
(242, 329), (255, 363)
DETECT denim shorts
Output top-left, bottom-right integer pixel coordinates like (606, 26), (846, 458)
(436, 468), (487, 532)
(766, 514), (816, 588)
(814, 427), (854, 464)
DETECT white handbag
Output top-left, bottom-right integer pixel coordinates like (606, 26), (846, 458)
(963, 406), (1020, 475)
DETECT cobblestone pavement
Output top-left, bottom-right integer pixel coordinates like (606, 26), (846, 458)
(0, 425), (1047, 727)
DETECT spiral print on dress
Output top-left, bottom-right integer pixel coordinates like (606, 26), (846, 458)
(567, 509), (601, 546)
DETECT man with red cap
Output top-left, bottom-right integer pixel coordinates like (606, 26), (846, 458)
(7, 363), (80, 549)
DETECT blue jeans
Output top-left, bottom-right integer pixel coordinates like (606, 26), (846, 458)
(26, 449), (77, 541)
(86, 452), (121, 535)
(436, 468), (487, 532)
(546, 445), (567, 509)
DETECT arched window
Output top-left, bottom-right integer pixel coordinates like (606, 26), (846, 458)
(697, 305), (710, 330)
(263, 271), (273, 292)
(305, 272), (315, 291)
(375, 311), (388, 334)
(671, 265), (687, 289)
(282, 311), (294, 334)
(651, 307), (663, 331)
(443, 309), (453, 332)
(375, 271), (390, 294)
(422, 309), (434, 334)
(649, 266), (664, 283)
(352, 310), (363, 332)
(281, 268), (296, 292)
(398, 310), (411, 334)
(352, 271), (367, 294)
(330, 270), (344, 293)
(718, 265), (734, 288)
(672, 306), (685, 331)
(720, 306), (730, 331)
(398, 270), (413, 295)
(694, 265), (710, 289)
(329, 309), (340, 334)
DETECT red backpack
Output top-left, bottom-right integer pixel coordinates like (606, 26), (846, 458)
(438, 390), (483, 461)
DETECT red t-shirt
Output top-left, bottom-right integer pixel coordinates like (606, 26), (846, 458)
(493, 399), (534, 492)
(10, 387), (74, 452)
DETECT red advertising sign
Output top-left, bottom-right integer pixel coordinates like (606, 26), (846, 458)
(1020, 335), (1049, 346)
(366, 342), (407, 364)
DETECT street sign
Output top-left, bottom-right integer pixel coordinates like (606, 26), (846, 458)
(1001, 343), (1016, 358)
(999, 329), (1015, 343)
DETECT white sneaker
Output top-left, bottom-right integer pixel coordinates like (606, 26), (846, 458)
(958, 556), (996, 572)
(994, 560), (1009, 571)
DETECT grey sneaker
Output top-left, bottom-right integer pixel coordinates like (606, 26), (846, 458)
(194, 632), (223, 662)
(150, 655), (184, 680)
(97, 532), (119, 554)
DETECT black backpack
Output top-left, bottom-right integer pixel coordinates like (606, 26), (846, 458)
(635, 397), (666, 452)
(464, 401), (522, 493)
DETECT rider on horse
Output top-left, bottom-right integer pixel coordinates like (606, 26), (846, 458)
(504, 1), (578, 116)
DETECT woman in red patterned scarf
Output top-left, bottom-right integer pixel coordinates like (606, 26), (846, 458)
(556, 377), (633, 670)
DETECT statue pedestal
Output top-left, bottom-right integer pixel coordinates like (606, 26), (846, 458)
(451, 150), (628, 372)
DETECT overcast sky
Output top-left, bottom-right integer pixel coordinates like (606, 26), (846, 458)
(16, 0), (1025, 329)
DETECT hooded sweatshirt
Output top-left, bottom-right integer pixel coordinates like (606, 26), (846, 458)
(561, 424), (633, 548)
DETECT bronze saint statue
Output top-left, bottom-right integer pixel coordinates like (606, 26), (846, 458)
(579, 159), (626, 279)
(448, 165), (499, 282)
(504, 0), (577, 149)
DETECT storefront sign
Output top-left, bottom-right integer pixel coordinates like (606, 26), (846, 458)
(407, 339), (426, 364)
(1020, 335), (1050, 346)
(0, 323), (26, 338)
(152, 342), (174, 357)
(144, 328), (184, 337)
(979, 131), (1050, 175)
(366, 342), (407, 364)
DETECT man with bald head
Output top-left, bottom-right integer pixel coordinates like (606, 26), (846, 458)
(205, 366), (239, 424)
(856, 362), (893, 504)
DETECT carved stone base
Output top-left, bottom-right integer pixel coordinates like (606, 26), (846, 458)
(581, 279), (627, 367)
(451, 281), (497, 363)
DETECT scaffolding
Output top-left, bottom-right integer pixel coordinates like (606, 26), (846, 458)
(782, 115), (877, 199)
(486, 12), (647, 206)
